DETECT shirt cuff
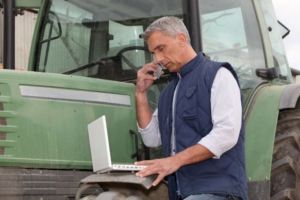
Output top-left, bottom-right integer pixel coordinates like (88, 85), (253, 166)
(137, 117), (157, 135)
(198, 136), (223, 159)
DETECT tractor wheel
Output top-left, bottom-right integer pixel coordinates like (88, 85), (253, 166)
(79, 195), (97, 200)
(271, 109), (300, 200)
(96, 191), (128, 200)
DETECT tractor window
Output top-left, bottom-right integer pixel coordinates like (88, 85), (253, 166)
(36, 1), (93, 75)
(36, 0), (183, 82)
(199, 0), (265, 101)
(259, 0), (293, 82)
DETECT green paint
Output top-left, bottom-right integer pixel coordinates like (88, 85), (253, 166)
(0, 70), (139, 169)
(245, 84), (285, 181)
(15, 0), (43, 8)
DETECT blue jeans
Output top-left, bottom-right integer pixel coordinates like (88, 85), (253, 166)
(184, 194), (230, 200)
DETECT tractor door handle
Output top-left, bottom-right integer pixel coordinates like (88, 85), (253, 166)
(130, 130), (142, 160)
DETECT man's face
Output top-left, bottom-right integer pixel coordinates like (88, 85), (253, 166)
(147, 31), (186, 72)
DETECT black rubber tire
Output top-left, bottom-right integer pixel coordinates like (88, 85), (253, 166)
(271, 109), (300, 200)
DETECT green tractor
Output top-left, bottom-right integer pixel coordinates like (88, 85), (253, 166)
(0, 0), (300, 199)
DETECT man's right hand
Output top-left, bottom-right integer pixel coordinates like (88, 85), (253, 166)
(135, 62), (161, 129)
(136, 62), (160, 94)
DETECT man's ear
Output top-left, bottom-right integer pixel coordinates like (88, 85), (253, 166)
(177, 33), (187, 46)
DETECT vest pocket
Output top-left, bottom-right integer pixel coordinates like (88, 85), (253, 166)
(183, 86), (197, 119)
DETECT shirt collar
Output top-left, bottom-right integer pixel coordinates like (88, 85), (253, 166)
(170, 53), (205, 79)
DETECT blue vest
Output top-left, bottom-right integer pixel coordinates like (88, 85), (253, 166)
(157, 53), (248, 200)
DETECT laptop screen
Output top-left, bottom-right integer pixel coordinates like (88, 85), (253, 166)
(87, 115), (112, 172)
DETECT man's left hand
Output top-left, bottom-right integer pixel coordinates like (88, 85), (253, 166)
(135, 157), (181, 186)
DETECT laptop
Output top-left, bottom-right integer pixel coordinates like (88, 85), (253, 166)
(87, 115), (147, 173)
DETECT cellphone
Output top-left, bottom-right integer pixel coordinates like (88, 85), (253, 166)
(153, 63), (163, 79)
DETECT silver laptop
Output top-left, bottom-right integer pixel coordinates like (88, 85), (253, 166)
(87, 115), (147, 173)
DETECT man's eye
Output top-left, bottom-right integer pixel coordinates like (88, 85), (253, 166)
(158, 47), (164, 51)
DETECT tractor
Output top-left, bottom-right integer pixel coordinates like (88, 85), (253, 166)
(0, 0), (300, 199)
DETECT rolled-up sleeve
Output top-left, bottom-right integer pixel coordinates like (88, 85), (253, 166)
(198, 67), (242, 159)
(137, 109), (162, 147)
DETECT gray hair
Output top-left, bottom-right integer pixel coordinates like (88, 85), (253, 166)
(141, 16), (191, 44)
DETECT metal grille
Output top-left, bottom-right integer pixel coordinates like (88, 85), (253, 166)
(0, 132), (6, 140)
(0, 117), (7, 126)
(0, 132), (5, 155)
(0, 103), (6, 155)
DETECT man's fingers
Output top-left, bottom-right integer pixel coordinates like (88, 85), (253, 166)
(138, 62), (159, 75)
(135, 158), (174, 187)
(135, 167), (165, 187)
(137, 69), (157, 81)
(136, 165), (157, 177)
(152, 173), (165, 186)
(135, 160), (153, 165)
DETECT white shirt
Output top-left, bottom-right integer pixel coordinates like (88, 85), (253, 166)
(138, 67), (242, 159)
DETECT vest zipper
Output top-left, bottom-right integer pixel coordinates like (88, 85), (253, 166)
(172, 74), (182, 196)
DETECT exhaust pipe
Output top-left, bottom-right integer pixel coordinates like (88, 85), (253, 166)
(3, 0), (15, 70)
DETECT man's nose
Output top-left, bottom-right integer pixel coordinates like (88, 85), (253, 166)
(154, 55), (163, 63)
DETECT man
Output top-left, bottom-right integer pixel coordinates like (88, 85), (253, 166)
(135, 16), (248, 200)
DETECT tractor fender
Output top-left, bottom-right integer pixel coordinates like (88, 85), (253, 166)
(279, 83), (300, 110)
(244, 84), (286, 200)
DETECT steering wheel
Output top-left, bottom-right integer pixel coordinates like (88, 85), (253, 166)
(116, 46), (150, 72)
